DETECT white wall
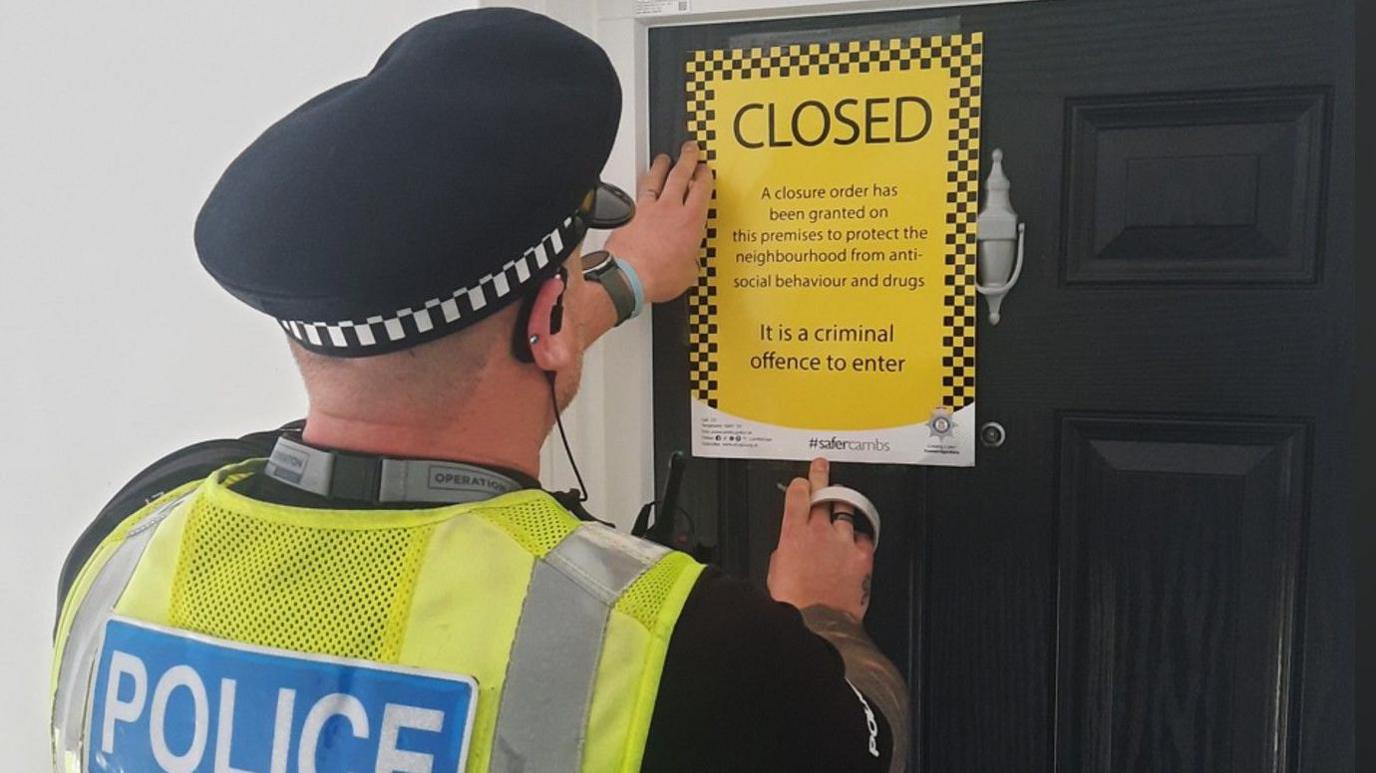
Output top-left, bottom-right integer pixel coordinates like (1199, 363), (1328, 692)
(0, 1), (482, 762)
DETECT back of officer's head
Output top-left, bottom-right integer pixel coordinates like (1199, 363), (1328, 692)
(192, 8), (621, 408)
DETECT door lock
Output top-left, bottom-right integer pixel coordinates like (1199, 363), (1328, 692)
(980, 421), (1007, 448)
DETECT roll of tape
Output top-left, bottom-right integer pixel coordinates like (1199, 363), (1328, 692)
(810, 485), (881, 549)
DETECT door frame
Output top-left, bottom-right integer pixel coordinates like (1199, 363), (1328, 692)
(480, 0), (1036, 527)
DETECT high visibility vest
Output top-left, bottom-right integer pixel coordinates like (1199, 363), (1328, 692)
(51, 460), (705, 772)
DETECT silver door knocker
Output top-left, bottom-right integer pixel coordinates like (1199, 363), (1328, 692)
(975, 149), (1025, 325)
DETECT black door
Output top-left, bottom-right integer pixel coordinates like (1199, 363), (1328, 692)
(647, 1), (1353, 771)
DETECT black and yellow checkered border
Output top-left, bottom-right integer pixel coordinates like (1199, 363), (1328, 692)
(685, 34), (983, 411)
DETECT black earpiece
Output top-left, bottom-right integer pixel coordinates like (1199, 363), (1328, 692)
(549, 266), (568, 335)
(513, 267), (570, 363)
(513, 294), (537, 363)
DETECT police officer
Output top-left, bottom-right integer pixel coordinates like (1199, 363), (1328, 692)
(51, 9), (908, 772)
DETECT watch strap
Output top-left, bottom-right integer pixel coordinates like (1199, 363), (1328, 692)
(584, 251), (644, 326)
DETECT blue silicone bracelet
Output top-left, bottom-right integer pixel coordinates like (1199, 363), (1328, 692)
(615, 256), (647, 320)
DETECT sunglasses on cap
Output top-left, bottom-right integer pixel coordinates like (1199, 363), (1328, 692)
(576, 181), (636, 229)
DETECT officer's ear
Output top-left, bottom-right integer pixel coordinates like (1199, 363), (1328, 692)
(525, 268), (576, 373)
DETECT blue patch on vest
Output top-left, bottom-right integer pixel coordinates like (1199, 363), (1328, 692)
(88, 616), (476, 772)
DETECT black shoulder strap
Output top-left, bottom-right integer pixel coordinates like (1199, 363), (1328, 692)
(53, 420), (304, 634)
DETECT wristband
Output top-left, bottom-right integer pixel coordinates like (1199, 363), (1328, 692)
(616, 255), (647, 319)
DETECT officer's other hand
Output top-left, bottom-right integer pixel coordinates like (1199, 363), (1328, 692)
(767, 458), (875, 623)
(604, 140), (711, 303)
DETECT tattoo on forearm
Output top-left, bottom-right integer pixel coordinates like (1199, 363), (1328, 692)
(861, 573), (872, 607)
(798, 605), (912, 772)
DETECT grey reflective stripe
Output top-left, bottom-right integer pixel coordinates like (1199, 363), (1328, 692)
(546, 521), (670, 605)
(491, 561), (607, 772)
(491, 524), (670, 772)
(51, 493), (188, 773)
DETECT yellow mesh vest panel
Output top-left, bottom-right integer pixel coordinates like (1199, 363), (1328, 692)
(616, 550), (699, 630)
(150, 462), (476, 660)
(167, 494), (433, 660)
(473, 494), (579, 556)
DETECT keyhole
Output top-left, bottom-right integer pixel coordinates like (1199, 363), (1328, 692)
(980, 421), (1006, 448)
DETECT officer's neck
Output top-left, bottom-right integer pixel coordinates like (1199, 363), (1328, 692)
(298, 372), (554, 479)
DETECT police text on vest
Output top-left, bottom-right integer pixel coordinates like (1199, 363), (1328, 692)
(88, 617), (477, 772)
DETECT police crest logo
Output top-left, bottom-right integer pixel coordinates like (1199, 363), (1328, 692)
(88, 618), (477, 772)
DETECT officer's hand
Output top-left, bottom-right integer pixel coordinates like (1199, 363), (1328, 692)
(604, 140), (711, 303)
(767, 458), (875, 623)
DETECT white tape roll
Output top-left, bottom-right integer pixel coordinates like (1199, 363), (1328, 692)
(810, 485), (881, 549)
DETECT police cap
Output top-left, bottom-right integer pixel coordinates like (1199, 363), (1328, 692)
(194, 8), (632, 357)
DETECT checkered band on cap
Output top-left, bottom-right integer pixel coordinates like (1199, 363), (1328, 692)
(279, 214), (584, 356)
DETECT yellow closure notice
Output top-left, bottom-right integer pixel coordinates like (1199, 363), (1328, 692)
(686, 35), (982, 465)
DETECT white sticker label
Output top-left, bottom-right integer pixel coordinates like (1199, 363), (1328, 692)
(635, 0), (692, 17)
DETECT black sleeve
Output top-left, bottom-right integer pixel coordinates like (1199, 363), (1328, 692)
(642, 566), (894, 773)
